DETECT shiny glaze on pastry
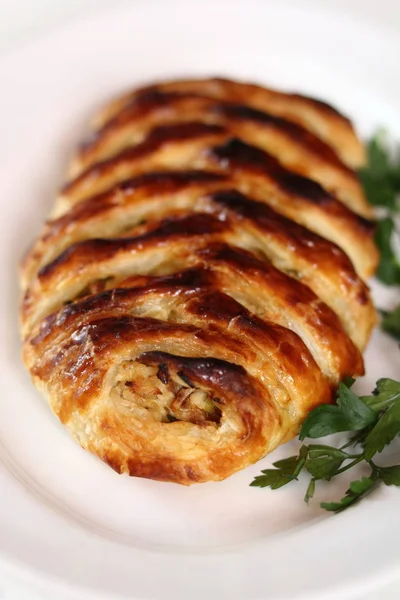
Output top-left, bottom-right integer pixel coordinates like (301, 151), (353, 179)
(20, 77), (377, 484)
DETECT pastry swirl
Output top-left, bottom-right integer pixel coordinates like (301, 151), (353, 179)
(20, 77), (377, 484)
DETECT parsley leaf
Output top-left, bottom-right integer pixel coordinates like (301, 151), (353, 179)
(364, 401), (400, 460)
(336, 383), (378, 428)
(359, 171), (397, 211)
(377, 465), (400, 486)
(362, 378), (400, 411)
(250, 470), (296, 490)
(374, 218), (400, 285)
(358, 135), (400, 211)
(342, 376), (356, 388)
(273, 447), (309, 477)
(304, 478), (316, 503)
(299, 382), (377, 440)
(320, 474), (379, 513)
(381, 305), (400, 341)
(305, 445), (348, 480)
(251, 378), (400, 512)
(366, 136), (391, 177)
(298, 405), (350, 439)
(358, 134), (400, 286)
(250, 447), (309, 490)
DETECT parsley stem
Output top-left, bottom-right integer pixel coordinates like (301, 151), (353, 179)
(333, 455), (364, 476)
(367, 399), (395, 412)
(340, 432), (366, 450)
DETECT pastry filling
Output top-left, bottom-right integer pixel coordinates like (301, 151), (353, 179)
(116, 360), (222, 426)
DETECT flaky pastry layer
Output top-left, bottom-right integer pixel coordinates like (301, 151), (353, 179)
(20, 76), (377, 484)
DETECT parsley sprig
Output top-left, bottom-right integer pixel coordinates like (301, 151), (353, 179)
(251, 378), (400, 512)
(359, 135), (400, 212)
(359, 135), (400, 337)
(381, 305), (400, 341)
(359, 135), (400, 285)
(375, 218), (400, 285)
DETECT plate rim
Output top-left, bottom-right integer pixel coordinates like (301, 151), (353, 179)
(1, 1), (400, 599)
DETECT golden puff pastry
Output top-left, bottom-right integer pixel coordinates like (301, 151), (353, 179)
(20, 76), (378, 484)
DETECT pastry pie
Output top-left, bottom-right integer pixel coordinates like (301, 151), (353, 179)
(20, 77), (378, 484)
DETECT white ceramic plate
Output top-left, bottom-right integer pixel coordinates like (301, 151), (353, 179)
(1, 1), (400, 598)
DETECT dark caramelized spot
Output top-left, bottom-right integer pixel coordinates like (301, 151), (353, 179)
(177, 371), (195, 388)
(157, 363), (170, 385)
(187, 288), (247, 323)
(38, 238), (122, 278)
(354, 212), (376, 235)
(184, 466), (199, 481)
(46, 170), (226, 240)
(82, 90), (188, 145)
(276, 172), (333, 203)
(167, 414), (179, 423)
(208, 189), (361, 282)
(357, 289), (369, 306)
(117, 169), (225, 190)
(198, 243), (260, 266)
(210, 188), (324, 243)
(31, 269), (211, 345)
(134, 212), (226, 239)
(212, 104), (352, 173)
(198, 242), (269, 271)
(38, 213), (227, 280)
(144, 121), (224, 144)
(210, 138), (335, 205)
(139, 351), (253, 399)
(103, 453), (123, 474)
(64, 123), (225, 193)
(146, 267), (209, 290)
(87, 316), (172, 343)
(135, 77), (352, 122)
(86, 87), (350, 174)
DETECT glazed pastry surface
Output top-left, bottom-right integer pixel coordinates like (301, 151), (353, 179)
(20, 77), (377, 484)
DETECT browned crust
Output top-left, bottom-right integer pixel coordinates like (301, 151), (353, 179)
(65, 114), (370, 218)
(81, 92), (350, 174)
(73, 92), (363, 214)
(20, 76), (377, 485)
(93, 77), (365, 168)
(25, 314), (330, 483)
(22, 193), (375, 347)
(22, 164), (377, 287)
(29, 260), (363, 382)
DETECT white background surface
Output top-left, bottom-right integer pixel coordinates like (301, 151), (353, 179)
(0, 1), (399, 598)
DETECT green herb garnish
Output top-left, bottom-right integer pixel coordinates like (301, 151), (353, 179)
(251, 378), (400, 512)
(359, 135), (400, 285)
(359, 135), (400, 211)
(374, 217), (400, 285)
(381, 304), (400, 341)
